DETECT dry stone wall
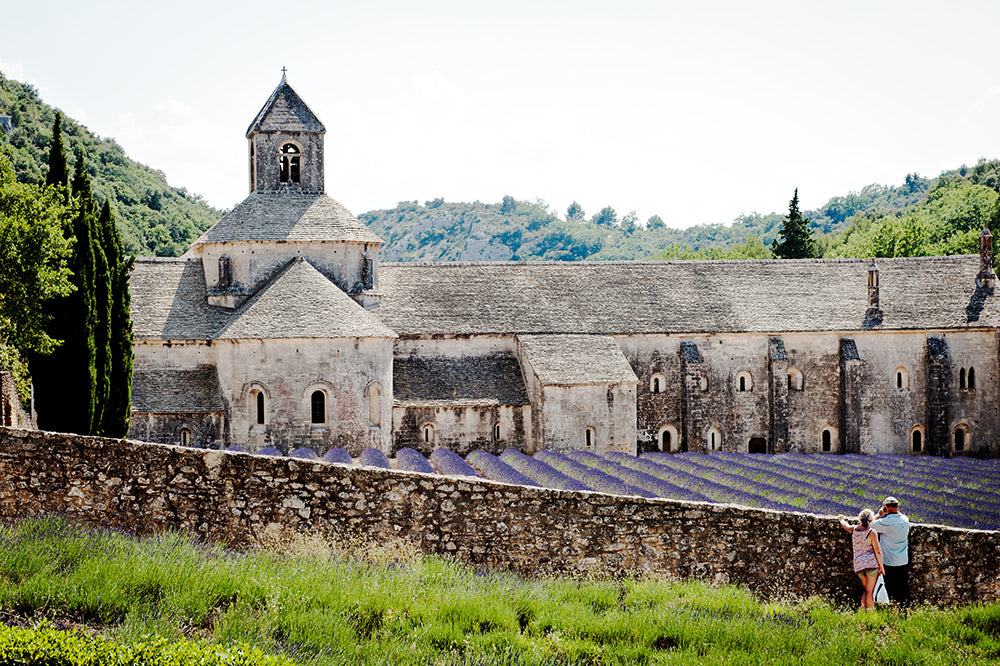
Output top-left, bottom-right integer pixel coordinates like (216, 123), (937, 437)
(0, 427), (997, 607)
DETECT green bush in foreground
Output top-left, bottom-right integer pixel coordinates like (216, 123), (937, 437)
(1, 517), (999, 665)
(0, 622), (292, 666)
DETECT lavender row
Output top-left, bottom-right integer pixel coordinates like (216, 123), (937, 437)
(466, 450), (539, 487)
(534, 451), (655, 498)
(429, 448), (481, 478)
(499, 449), (591, 492)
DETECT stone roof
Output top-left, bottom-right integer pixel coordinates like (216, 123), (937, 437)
(393, 354), (530, 407)
(130, 258), (395, 341)
(518, 335), (637, 386)
(190, 192), (383, 245)
(376, 256), (998, 335)
(132, 367), (224, 413)
(130, 258), (231, 340)
(246, 75), (325, 135)
(216, 259), (396, 340)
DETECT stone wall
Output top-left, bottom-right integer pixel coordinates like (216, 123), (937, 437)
(1, 427), (996, 607)
(0, 372), (30, 428)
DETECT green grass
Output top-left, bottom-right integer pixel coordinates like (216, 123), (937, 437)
(1, 517), (999, 665)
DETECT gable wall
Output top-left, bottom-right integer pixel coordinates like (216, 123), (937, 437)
(214, 337), (392, 455)
(191, 240), (376, 301)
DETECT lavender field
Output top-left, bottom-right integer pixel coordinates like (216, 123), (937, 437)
(257, 446), (1000, 531)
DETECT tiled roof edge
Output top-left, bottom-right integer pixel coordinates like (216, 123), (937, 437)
(381, 255), (978, 269)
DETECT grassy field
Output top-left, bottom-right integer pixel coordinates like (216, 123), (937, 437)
(1, 517), (998, 665)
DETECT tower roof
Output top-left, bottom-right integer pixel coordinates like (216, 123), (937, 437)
(190, 192), (383, 245)
(246, 73), (326, 136)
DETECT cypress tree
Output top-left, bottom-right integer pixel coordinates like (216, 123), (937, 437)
(45, 113), (69, 196)
(91, 200), (113, 434)
(35, 150), (98, 433)
(96, 199), (133, 437)
(772, 188), (818, 259)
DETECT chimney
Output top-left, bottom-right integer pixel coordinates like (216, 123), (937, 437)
(977, 224), (995, 290)
(866, 258), (882, 320)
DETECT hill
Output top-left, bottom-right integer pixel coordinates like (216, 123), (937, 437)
(0, 71), (222, 257)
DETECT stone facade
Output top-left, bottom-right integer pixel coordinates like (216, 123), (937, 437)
(0, 372), (30, 428)
(1, 427), (997, 607)
(120, 76), (1000, 461)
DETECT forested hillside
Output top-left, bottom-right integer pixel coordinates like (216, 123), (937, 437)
(0, 72), (221, 256)
(4, 70), (998, 263)
(362, 163), (1000, 263)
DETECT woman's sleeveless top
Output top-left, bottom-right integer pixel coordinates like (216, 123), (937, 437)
(852, 527), (878, 572)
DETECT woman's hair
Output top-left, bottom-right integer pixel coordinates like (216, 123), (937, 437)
(858, 508), (876, 528)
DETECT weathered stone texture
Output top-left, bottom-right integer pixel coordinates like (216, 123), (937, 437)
(2, 427), (996, 607)
(0, 372), (30, 428)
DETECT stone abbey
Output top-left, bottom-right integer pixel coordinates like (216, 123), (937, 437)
(126, 75), (1000, 459)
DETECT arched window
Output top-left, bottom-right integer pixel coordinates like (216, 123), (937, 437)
(910, 425), (924, 454)
(422, 423), (435, 444)
(968, 367), (976, 390)
(253, 390), (265, 425)
(960, 367), (967, 390)
(658, 425), (679, 453)
(954, 424), (970, 452)
(585, 426), (596, 448)
(650, 373), (666, 394)
(180, 428), (191, 447)
(820, 426), (839, 453)
(699, 374), (709, 392)
(311, 390), (326, 425)
(706, 427), (722, 451)
(787, 368), (804, 391)
(736, 371), (752, 393)
(493, 422), (503, 441)
(279, 142), (301, 183)
(368, 382), (382, 425)
(895, 367), (909, 390)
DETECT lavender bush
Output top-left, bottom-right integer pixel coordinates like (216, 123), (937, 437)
(499, 449), (591, 492)
(429, 448), (481, 478)
(466, 450), (539, 487)
(357, 448), (392, 469)
(257, 447), (283, 457)
(289, 447), (318, 460)
(395, 447), (436, 475)
(321, 448), (353, 465)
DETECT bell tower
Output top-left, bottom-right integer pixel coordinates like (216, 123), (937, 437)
(246, 70), (326, 194)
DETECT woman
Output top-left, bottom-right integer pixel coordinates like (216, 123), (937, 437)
(838, 509), (885, 611)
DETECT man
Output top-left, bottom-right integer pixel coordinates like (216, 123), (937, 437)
(871, 496), (910, 605)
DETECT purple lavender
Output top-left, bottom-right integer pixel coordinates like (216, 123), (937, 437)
(500, 449), (591, 492)
(395, 447), (436, 475)
(257, 446), (283, 457)
(357, 448), (392, 469)
(321, 448), (353, 465)
(466, 450), (539, 487)
(429, 448), (482, 478)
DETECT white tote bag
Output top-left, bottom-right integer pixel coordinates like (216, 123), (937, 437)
(874, 574), (890, 604)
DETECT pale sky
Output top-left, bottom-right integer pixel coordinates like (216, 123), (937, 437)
(3, 1), (1000, 227)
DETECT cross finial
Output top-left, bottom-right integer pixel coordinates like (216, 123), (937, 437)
(280, 66), (288, 83)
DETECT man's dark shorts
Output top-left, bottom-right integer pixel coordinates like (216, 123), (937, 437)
(883, 564), (910, 605)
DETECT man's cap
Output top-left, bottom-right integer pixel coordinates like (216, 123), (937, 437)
(883, 496), (899, 506)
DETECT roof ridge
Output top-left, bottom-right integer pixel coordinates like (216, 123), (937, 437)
(381, 255), (979, 269)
